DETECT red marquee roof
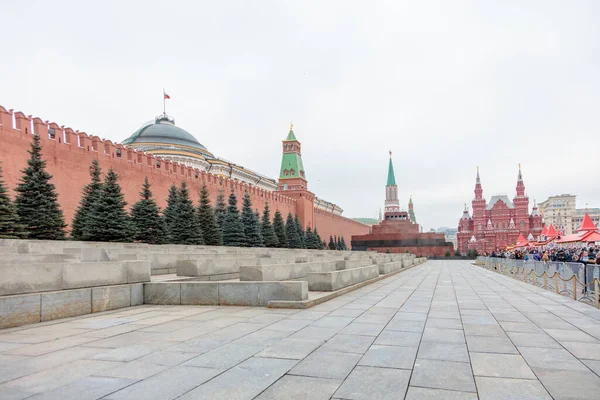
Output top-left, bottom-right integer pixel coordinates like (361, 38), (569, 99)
(516, 233), (526, 244)
(541, 225), (548, 236)
(546, 224), (559, 238)
(578, 213), (597, 232)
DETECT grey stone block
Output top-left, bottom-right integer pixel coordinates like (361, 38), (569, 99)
(218, 282), (259, 306)
(0, 263), (63, 296)
(334, 366), (410, 400)
(41, 288), (91, 322)
(258, 281), (307, 305)
(0, 293), (41, 328)
(125, 261), (151, 283)
(130, 284), (143, 306)
(256, 375), (341, 400)
(180, 282), (219, 305)
(63, 262), (127, 289)
(289, 349), (361, 380)
(143, 283), (181, 305)
(411, 359), (476, 392)
(92, 285), (131, 313)
(308, 265), (379, 291)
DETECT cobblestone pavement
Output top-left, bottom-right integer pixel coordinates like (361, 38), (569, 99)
(2, 260), (600, 399)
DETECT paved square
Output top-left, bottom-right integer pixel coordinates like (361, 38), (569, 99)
(2, 260), (600, 399)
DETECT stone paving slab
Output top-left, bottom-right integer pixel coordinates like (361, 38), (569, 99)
(2, 260), (600, 399)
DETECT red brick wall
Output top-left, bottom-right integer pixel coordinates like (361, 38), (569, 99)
(315, 209), (370, 248)
(0, 107), (297, 229)
(0, 105), (370, 244)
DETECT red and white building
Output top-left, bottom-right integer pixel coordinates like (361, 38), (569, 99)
(457, 166), (543, 254)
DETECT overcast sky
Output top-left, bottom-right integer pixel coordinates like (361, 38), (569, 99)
(2, 1), (599, 230)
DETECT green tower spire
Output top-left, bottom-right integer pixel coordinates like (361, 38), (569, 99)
(279, 123), (306, 183)
(387, 152), (396, 186)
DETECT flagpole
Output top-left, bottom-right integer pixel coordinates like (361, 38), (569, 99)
(163, 88), (166, 115)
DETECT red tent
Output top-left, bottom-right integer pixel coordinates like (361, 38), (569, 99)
(541, 225), (548, 236)
(546, 224), (559, 238)
(578, 213), (597, 232)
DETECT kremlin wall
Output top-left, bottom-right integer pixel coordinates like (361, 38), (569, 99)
(0, 105), (369, 244)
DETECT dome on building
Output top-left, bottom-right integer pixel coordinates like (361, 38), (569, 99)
(122, 114), (213, 159)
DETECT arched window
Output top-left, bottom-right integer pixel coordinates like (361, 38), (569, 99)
(520, 220), (525, 229)
(284, 169), (289, 176)
(285, 144), (289, 150)
(290, 168), (295, 175)
(478, 222), (482, 231)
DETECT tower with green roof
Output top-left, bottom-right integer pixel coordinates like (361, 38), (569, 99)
(408, 195), (417, 223)
(278, 123), (307, 191)
(384, 152), (400, 214)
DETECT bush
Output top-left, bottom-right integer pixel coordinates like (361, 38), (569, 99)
(445, 251), (451, 257)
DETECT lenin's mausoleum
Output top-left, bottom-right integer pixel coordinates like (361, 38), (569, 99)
(0, 105), (369, 243)
(351, 155), (454, 256)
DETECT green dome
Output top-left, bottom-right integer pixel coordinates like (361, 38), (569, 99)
(122, 115), (209, 153)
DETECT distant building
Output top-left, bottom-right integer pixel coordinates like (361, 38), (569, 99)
(538, 194), (600, 235)
(352, 153), (453, 256)
(457, 166), (543, 254)
(436, 227), (458, 250)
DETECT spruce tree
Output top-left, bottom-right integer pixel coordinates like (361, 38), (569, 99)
(130, 177), (167, 244)
(170, 182), (203, 244)
(322, 240), (327, 250)
(305, 226), (318, 249)
(0, 165), (26, 239)
(15, 134), (66, 239)
(222, 191), (246, 246)
(241, 192), (262, 247)
(71, 160), (102, 240)
(255, 210), (264, 247)
(335, 235), (341, 250)
(261, 202), (278, 247)
(294, 214), (306, 249)
(85, 169), (132, 242)
(286, 212), (301, 248)
(340, 236), (348, 250)
(272, 210), (287, 248)
(214, 188), (227, 230)
(164, 184), (179, 241)
(314, 227), (323, 249)
(197, 185), (222, 246)
(328, 235), (336, 250)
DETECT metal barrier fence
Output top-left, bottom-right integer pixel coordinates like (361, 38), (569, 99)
(475, 257), (600, 308)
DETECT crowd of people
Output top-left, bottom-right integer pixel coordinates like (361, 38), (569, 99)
(486, 245), (600, 265)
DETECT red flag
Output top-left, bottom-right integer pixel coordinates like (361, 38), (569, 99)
(164, 92), (171, 100)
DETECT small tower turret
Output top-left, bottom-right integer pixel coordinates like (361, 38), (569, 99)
(408, 195), (417, 223)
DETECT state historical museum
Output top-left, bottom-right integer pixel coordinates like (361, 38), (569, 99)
(456, 167), (543, 254)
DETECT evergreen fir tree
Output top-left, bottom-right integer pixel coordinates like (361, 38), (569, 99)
(85, 169), (132, 242)
(340, 236), (348, 250)
(286, 212), (301, 248)
(314, 227), (323, 249)
(197, 184), (222, 246)
(214, 188), (227, 230)
(241, 192), (262, 247)
(305, 226), (319, 249)
(222, 191), (246, 246)
(71, 160), (102, 240)
(260, 202), (278, 248)
(170, 182), (203, 244)
(335, 235), (341, 250)
(0, 165), (26, 239)
(328, 235), (336, 250)
(322, 240), (327, 250)
(294, 214), (306, 249)
(15, 134), (66, 240)
(254, 210), (264, 247)
(272, 210), (287, 248)
(163, 184), (179, 241)
(130, 177), (167, 244)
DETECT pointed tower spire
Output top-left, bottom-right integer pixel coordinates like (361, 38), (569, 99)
(387, 151), (396, 185)
(474, 167), (483, 200)
(515, 163), (525, 197)
(384, 151), (400, 214)
(278, 123), (306, 190)
(517, 163), (523, 182)
(408, 194), (417, 223)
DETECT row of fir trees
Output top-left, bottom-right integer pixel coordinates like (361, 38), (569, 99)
(0, 134), (350, 249)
